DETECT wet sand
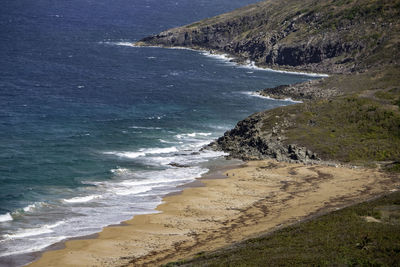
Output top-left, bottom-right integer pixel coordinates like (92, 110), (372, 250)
(28, 160), (399, 266)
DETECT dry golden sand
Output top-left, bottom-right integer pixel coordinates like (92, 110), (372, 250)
(29, 160), (399, 267)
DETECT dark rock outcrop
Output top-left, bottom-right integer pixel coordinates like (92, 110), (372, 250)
(207, 111), (319, 163)
(259, 79), (341, 101)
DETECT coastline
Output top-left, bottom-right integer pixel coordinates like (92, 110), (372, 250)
(3, 0), (399, 265)
(125, 42), (330, 78)
(10, 158), (241, 267)
(28, 159), (399, 266)
(4, 40), (325, 267)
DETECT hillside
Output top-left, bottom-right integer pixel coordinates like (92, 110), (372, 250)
(165, 191), (400, 266)
(209, 68), (400, 166)
(137, 0), (400, 74)
(136, 0), (400, 167)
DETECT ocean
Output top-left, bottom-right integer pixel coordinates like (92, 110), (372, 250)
(0, 0), (319, 265)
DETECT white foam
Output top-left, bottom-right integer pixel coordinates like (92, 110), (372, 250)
(202, 53), (329, 77)
(21, 202), (44, 213)
(140, 45), (328, 77)
(130, 126), (162, 130)
(140, 148), (227, 168)
(239, 60), (329, 77)
(140, 156), (175, 166)
(0, 235), (69, 257)
(0, 146), (227, 259)
(104, 151), (146, 159)
(143, 146), (178, 154)
(175, 132), (212, 139)
(242, 91), (302, 103)
(182, 140), (210, 148)
(106, 164), (210, 196)
(110, 168), (134, 176)
(110, 43), (329, 77)
(4, 228), (52, 239)
(105, 41), (135, 47)
(63, 195), (101, 203)
(3, 221), (65, 240)
(200, 51), (236, 64)
(138, 166), (208, 184)
(112, 185), (153, 196)
(159, 139), (177, 144)
(146, 115), (165, 120)
(0, 213), (13, 222)
(23, 204), (36, 212)
(104, 146), (178, 160)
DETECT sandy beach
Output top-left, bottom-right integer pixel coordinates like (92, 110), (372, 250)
(28, 160), (399, 267)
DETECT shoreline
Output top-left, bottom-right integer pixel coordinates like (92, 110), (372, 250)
(28, 159), (399, 266)
(116, 41), (330, 78)
(1, 158), (242, 267)
(1, 39), (323, 265)
(245, 91), (303, 103)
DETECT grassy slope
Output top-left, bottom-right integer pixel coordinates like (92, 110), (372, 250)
(166, 191), (400, 266)
(275, 67), (400, 165)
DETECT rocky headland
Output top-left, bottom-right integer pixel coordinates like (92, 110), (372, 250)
(137, 0), (400, 167)
(207, 109), (320, 163)
(136, 0), (399, 74)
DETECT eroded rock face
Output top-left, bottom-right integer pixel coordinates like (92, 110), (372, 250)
(207, 111), (319, 163)
(140, 28), (359, 74)
(137, 0), (400, 75)
(138, 6), (371, 74)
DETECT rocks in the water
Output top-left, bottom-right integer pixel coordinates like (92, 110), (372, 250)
(168, 163), (190, 168)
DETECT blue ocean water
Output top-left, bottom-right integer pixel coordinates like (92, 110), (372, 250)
(0, 0), (319, 264)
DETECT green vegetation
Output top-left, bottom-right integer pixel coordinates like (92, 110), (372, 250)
(285, 95), (400, 163)
(396, 98), (400, 109)
(288, 68), (400, 164)
(384, 161), (400, 172)
(165, 192), (400, 266)
(256, 66), (400, 165)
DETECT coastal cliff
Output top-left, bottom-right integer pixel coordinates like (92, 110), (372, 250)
(137, 0), (400, 166)
(137, 0), (400, 74)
